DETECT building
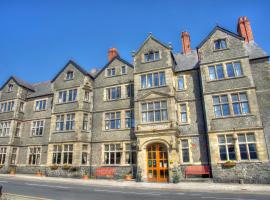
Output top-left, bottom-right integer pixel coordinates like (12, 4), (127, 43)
(0, 16), (269, 183)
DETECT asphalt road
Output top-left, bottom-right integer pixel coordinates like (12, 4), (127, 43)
(0, 177), (270, 200)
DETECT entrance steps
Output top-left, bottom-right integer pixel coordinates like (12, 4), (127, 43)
(181, 178), (213, 183)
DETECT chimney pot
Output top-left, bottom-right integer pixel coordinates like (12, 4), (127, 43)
(181, 31), (191, 54)
(237, 16), (254, 43)
(108, 48), (118, 61)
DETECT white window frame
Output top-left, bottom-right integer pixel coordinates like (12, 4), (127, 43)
(107, 68), (116, 77)
(0, 147), (7, 165)
(31, 120), (44, 136)
(15, 121), (21, 137)
(28, 146), (41, 165)
(104, 144), (121, 165)
(0, 121), (11, 137)
(105, 111), (121, 130)
(181, 139), (190, 163)
(66, 113), (75, 131)
(141, 101), (168, 123)
(34, 99), (47, 111)
(56, 115), (65, 131)
(0, 101), (15, 113)
(58, 89), (77, 103)
(66, 71), (74, 80)
(125, 143), (136, 164)
(52, 144), (62, 165)
(63, 144), (73, 165)
(121, 66), (127, 75)
(82, 113), (88, 131)
(10, 147), (18, 165)
(106, 86), (121, 100)
(179, 103), (188, 124)
(81, 144), (88, 165)
(8, 84), (13, 92)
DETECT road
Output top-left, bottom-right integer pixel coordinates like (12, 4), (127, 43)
(0, 177), (270, 200)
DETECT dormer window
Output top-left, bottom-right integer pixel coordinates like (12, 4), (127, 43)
(214, 39), (227, 50)
(107, 68), (116, 77)
(121, 66), (127, 75)
(144, 51), (160, 62)
(66, 71), (74, 80)
(8, 84), (13, 92)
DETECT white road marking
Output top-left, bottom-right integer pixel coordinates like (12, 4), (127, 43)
(215, 198), (257, 200)
(190, 193), (202, 196)
(5, 193), (54, 200)
(0, 181), (8, 183)
(94, 189), (161, 196)
(201, 197), (217, 199)
(25, 183), (70, 189)
(176, 192), (185, 195)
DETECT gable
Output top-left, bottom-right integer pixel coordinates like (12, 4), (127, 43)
(197, 26), (244, 49)
(134, 35), (170, 57)
(0, 76), (34, 92)
(51, 60), (93, 83)
(137, 91), (170, 101)
(94, 56), (133, 79)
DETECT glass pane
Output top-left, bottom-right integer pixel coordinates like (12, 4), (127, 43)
(239, 93), (247, 101)
(182, 140), (188, 148)
(216, 65), (224, 79)
(228, 145), (236, 160)
(248, 144), (258, 159)
(238, 134), (246, 143)
(241, 102), (250, 114)
(226, 63), (235, 77)
(141, 75), (146, 89)
(247, 134), (255, 142)
(154, 73), (159, 86)
(233, 103), (241, 115)
(178, 76), (184, 90)
(218, 135), (225, 144)
(147, 74), (153, 88)
(219, 145), (227, 160)
(222, 104), (230, 116)
(239, 144), (248, 160)
(234, 62), (243, 77)
(214, 105), (222, 117)
(213, 96), (220, 105)
(231, 94), (238, 102)
(154, 102), (160, 110)
(221, 95), (228, 103)
(208, 66), (216, 80)
(159, 72), (166, 86)
(226, 136), (233, 143)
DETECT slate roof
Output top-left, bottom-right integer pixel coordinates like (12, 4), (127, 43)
(27, 81), (53, 98)
(0, 76), (35, 91)
(244, 41), (268, 60)
(173, 50), (199, 72)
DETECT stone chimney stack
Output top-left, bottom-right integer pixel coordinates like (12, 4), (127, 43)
(181, 31), (191, 54)
(108, 48), (118, 61)
(237, 16), (254, 43)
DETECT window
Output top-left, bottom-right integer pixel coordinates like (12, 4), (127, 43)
(58, 89), (77, 103)
(15, 122), (21, 137)
(106, 87), (121, 100)
(31, 120), (44, 136)
(231, 93), (250, 115)
(0, 101), (14, 113)
(104, 144), (121, 165)
(140, 72), (166, 89)
(178, 75), (185, 90)
(35, 99), (46, 111)
(125, 111), (134, 128)
(226, 62), (243, 78)
(181, 140), (190, 163)
(82, 114), (88, 131)
(208, 64), (224, 80)
(238, 133), (258, 160)
(214, 39), (227, 50)
(28, 147), (41, 165)
(66, 71), (74, 80)
(66, 113), (75, 130)
(141, 101), (168, 123)
(84, 90), (90, 101)
(179, 104), (188, 123)
(52, 145), (62, 165)
(107, 68), (116, 77)
(121, 66), (127, 75)
(0, 147), (7, 165)
(105, 112), (121, 130)
(8, 84), (13, 92)
(19, 102), (24, 112)
(56, 115), (64, 131)
(10, 147), (18, 165)
(213, 95), (230, 117)
(81, 144), (88, 165)
(218, 135), (236, 161)
(0, 121), (11, 137)
(63, 144), (73, 164)
(126, 84), (134, 98)
(144, 51), (160, 62)
(125, 143), (136, 164)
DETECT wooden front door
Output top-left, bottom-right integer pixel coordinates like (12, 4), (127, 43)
(147, 143), (169, 182)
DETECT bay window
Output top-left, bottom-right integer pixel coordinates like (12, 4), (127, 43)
(63, 144), (73, 164)
(141, 101), (168, 122)
(140, 72), (166, 89)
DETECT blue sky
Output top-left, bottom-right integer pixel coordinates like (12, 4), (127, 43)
(0, 0), (269, 85)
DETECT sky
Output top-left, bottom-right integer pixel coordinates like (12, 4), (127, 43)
(0, 0), (269, 85)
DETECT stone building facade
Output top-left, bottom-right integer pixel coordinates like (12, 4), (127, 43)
(0, 16), (269, 183)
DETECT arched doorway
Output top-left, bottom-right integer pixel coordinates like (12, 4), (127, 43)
(147, 143), (169, 182)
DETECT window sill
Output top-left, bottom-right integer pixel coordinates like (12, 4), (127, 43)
(212, 114), (253, 120)
(141, 59), (161, 64)
(0, 136), (10, 138)
(104, 98), (130, 102)
(53, 130), (76, 134)
(178, 123), (190, 126)
(176, 89), (187, 92)
(213, 48), (230, 52)
(81, 130), (90, 133)
(104, 128), (133, 132)
(30, 135), (44, 138)
(34, 109), (47, 112)
(207, 76), (246, 83)
(140, 120), (170, 125)
(0, 111), (14, 114)
(217, 160), (262, 164)
(55, 101), (78, 105)
(138, 85), (167, 91)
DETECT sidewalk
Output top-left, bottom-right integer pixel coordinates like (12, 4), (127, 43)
(1, 174), (270, 194)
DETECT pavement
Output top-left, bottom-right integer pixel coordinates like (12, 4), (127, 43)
(0, 174), (270, 200)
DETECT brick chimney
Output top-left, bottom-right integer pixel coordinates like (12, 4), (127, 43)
(237, 16), (254, 43)
(181, 31), (191, 54)
(108, 48), (118, 61)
